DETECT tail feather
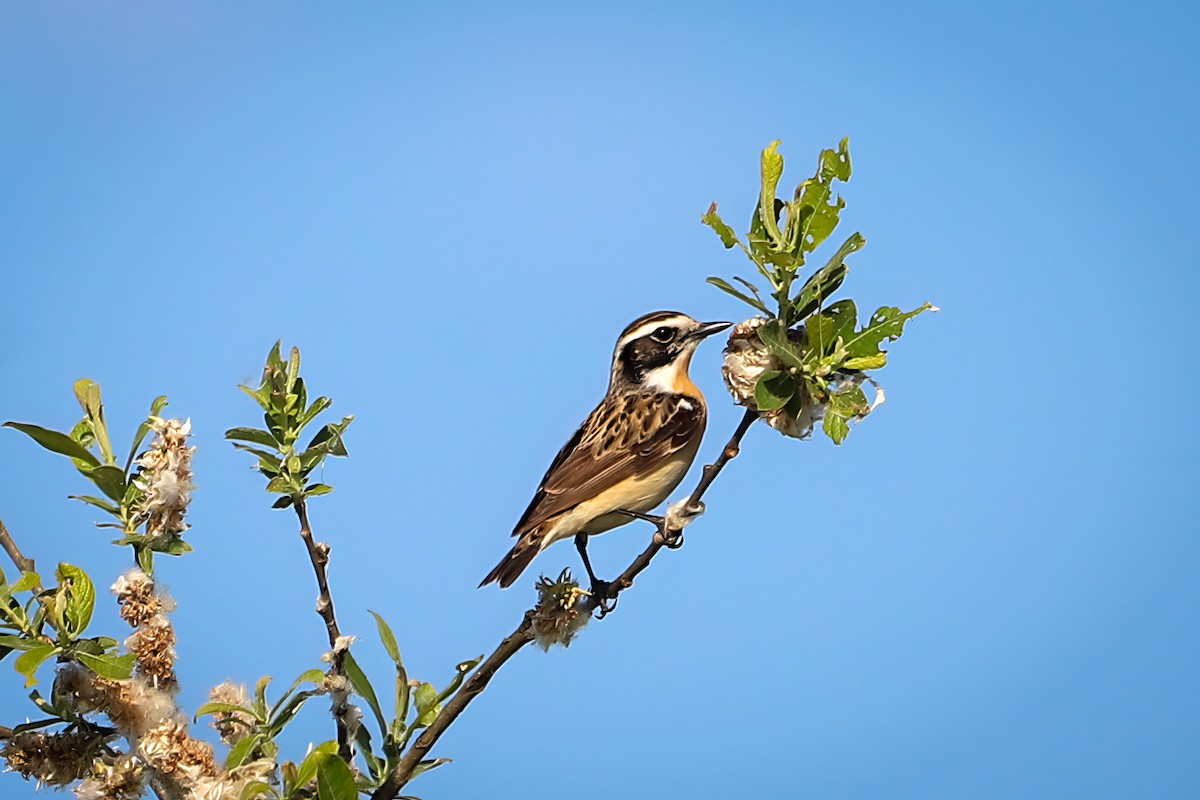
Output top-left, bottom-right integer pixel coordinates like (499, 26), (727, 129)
(479, 538), (541, 589)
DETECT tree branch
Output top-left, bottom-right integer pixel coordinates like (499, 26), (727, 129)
(291, 498), (352, 761)
(0, 519), (40, 589)
(147, 771), (186, 800)
(591, 408), (758, 609)
(0, 519), (47, 601)
(369, 614), (535, 800)
(370, 409), (759, 798)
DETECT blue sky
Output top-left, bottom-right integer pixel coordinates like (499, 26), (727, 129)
(1, 2), (1197, 798)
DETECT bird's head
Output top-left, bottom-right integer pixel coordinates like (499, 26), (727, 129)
(609, 311), (731, 395)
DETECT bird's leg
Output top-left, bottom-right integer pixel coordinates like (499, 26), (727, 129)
(615, 507), (684, 548)
(574, 533), (616, 615)
(615, 508), (665, 527)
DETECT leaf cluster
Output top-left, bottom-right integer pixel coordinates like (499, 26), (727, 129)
(4, 382), (189, 568)
(345, 612), (480, 792)
(703, 139), (934, 443)
(194, 669), (329, 797)
(0, 563), (133, 718)
(226, 342), (352, 508)
(193, 611), (480, 799)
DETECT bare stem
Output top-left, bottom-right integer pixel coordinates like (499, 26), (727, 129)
(292, 498), (352, 761)
(369, 614), (536, 799)
(370, 409), (758, 799)
(0, 519), (40, 588)
(0, 519), (46, 600)
(147, 772), (186, 800)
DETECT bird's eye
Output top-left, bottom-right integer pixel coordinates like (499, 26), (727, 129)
(650, 326), (676, 343)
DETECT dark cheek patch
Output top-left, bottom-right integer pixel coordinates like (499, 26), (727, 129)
(621, 339), (674, 383)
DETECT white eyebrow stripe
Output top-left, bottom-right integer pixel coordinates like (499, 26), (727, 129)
(615, 315), (693, 349)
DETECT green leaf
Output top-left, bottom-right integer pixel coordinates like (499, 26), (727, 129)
(286, 347), (301, 395)
(438, 657), (483, 703)
(355, 725), (383, 781)
(754, 371), (796, 411)
(0, 634), (41, 652)
(85, 465), (126, 504)
(791, 232), (864, 321)
(705, 277), (770, 315)
(791, 139), (853, 257)
(239, 780), (274, 800)
(196, 701), (261, 721)
(758, 140), (786, 248)
(265, 476), (292, 494)
(822, 383), (871, 445)
(303, 484), (334, 498)
(369, 611), (402, 667)
(408, 758), (451, 780)
(75, 651), (136, 680)
(305, 416), (353, 457)
(226, 427), (280, 449)
(56, 563), (95, 635)
(226, 734), (263, 770)
(344, 650), (387, 736)
(821, 136), (853, 182)
(15, 643), (58, 687)
(294, 742), (340, 793)
(315, 753), (358, 800)
(10, 718), (63, 734)
(268, 668), (326, 716)
(843, 353), (888, 370)
(3, 423), (100, 467)
(843, 303), (936, 358)
(805, 299), (858, 360)
(271, 496), (294, 509)
(264, 341), (285, 376)
(266, 689), (320, 738)
(297, 397), (333, 431)
(231, 442), (283, 464)
(239, 385), (272, 412)
(701, 203), (741, 249)
(68, 495), (121, 515)
(69, 417), (96, 450)
(11, 572), (40, 594)
(756, 320), (805, 371)
(125, 396), (169, 472)
(253, 675), (272, 719)
(414, 682), (440, 727)
(73, 379), (115, 465)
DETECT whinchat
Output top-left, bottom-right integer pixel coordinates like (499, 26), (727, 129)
(480, 311), (731, 591)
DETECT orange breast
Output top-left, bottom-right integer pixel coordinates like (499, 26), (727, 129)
(671, 349), (703, 398)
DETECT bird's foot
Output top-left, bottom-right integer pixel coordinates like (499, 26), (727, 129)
(589, 579), (618, 618)
(660, 499), (705, 548)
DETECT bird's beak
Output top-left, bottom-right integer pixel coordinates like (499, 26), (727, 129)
(691, 320), (733, 340)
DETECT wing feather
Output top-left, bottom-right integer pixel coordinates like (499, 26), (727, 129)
(513, 393), (704, 537)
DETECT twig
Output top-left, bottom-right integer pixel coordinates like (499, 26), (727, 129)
(370, 409), (759, 798)
(0, 519), (46, 601)
(590, 408), (758, 609)
(0, 519), (41, 590)
(147, 772), (186, 800)
(369, 614), (536, 800)
(292, 498), (352, 761)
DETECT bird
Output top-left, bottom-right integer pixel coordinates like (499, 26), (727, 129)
(480, 311), (731, 593)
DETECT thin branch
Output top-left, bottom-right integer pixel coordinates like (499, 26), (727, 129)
(0, 519), (41, 590)
(147, 771), (186, 800)
(292, 498), (352, 761)
(591, 408), (758, 609)
(370, 409), (759, 799)
(370, 614), (536, 800)
(0, 519), (47, 603)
